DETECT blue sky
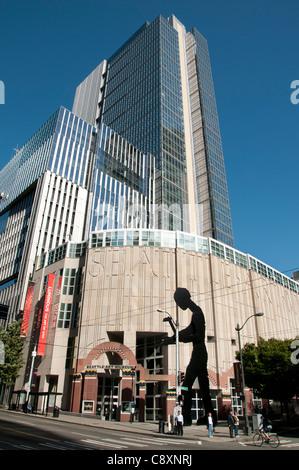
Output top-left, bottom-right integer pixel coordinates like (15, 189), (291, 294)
(0, 0), (298, 276)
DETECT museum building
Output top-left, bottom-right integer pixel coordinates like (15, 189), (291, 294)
(13, 230), (299, 421)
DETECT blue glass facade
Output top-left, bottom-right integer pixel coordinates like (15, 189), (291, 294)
(102, 15), (188, 231)
(190, 28), (234, 247)
(88, 123), (155, 232)
(0, 109), (59, 212)
(48, 107), (95, 188)
(0, 107), (153, 235)
(101, 15), (234, 245)
(0, 106), (155, 316)
(0, 107), (94, 214)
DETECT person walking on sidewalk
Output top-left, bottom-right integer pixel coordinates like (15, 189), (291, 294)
(208, 413), (213, 437)
(227, 411), (235, 438)
(175, 410), (184, 436)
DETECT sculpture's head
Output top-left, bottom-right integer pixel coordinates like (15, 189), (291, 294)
(174, 287), (191, 310)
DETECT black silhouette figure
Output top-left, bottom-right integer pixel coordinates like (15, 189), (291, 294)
(161, 287), (217, 426)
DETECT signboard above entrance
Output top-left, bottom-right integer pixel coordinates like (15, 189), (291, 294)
(84, 364), (136, 371)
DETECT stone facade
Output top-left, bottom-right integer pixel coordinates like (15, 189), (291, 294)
(14, 242), (299, 421)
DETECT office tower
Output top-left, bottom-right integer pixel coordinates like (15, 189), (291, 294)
(185, 23), (234, 247)
(0, 107), (154, 322)
(73, 61), (107, 127)
(73, 15), (234, 246)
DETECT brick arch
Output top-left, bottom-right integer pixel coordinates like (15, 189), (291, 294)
(207, 369), (219, 388)
(83, 341), (138, 369)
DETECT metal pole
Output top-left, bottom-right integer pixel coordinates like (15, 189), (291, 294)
(26, 344), (37, 402)
(158, 309), (179, 401)
(175, 319), (179, 402)
(235, 312), (263, 435)
(174, 246), (179, 402)
(236, 324), (251, 435)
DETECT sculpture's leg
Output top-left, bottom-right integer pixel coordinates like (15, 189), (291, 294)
(197, 368), (217, 425)
(180, 365), (196, 426)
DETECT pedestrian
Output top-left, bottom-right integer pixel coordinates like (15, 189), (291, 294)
(233, 411), (239, 437)
(227, 411), (235, 438)
(208, 412), (213, 437)
(175, 410), (184, 436)
(105, 408), (110, 420)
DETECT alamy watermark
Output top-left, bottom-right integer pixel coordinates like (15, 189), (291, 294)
(0, 81), (4, 104)
(290, 80), (299, 104)
(93, 199), (204, 235)
(290, 339), (299, 365)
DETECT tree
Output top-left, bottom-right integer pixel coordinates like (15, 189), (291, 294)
(0, 319), (24, 405)
(236, 337), (299, 416)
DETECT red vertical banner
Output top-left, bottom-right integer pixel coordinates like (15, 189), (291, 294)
(37, 273), (55, 356)
(233, 362), (243, 394)
(21, 283), (35, 337)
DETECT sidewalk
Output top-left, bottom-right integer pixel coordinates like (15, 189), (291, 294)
(40, 410), (250, 443)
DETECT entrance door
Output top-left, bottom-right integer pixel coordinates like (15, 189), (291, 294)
(144, 381), (165, 421)
(191, 389), (218, 421)
(97, 375), (120, 420)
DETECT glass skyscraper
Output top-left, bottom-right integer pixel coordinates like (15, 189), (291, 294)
(97, 14), (234, 245)
(102, 16), (188, 234)
(0, 107), (154, 321)
(186, 26), (234, 246)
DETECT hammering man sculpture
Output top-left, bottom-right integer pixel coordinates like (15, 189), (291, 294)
(161, 287), (217, 426)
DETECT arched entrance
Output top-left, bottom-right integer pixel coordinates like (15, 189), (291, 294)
(71, 342), (143, 422)
(84, 341), (138, 368)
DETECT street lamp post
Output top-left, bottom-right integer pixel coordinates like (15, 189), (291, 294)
(26, 344), (37, 403)
(157, 309), (179, 401)
(235, 312), (264, 435)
